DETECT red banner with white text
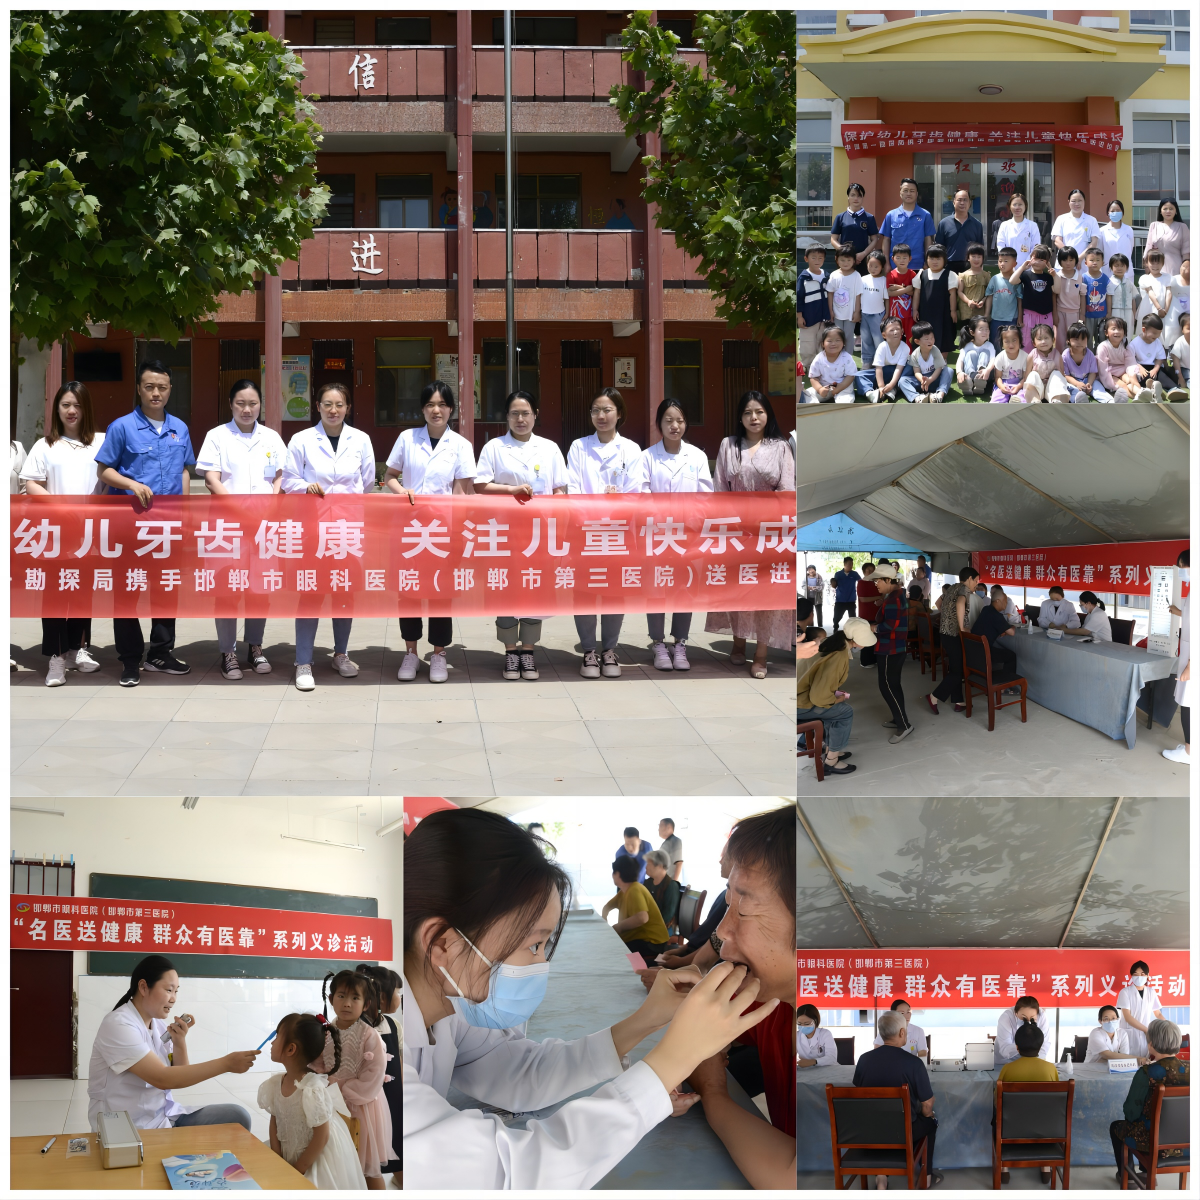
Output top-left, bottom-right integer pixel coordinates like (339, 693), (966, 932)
(11, 493), (796, 618)
(842, 124), (1123, 159)
(797, 948), (1189, 1009)
(972, 541), (1188, 598)
(11, 894), (392, 960)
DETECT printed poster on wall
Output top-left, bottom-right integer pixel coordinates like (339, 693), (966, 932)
(614, 357), (636, 388)
(434, 353), (482, 420)
(261, 355), (312, 421)
(767, 352), (797, 396)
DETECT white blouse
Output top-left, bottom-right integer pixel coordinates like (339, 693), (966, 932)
(20, 436), (104, 495)
(797, 1025), (839, 1066)
(385, 426), (476, 495)
(1082, 607), (1113, 642)
(195, 421), (287, 494)
(281, 424), (376, 495)
(635, 441), (713, 493)
(474, 433), (568, 494)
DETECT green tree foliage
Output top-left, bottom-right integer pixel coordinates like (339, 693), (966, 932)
(11, 10), (329, 347)
(612, 11), (796, 346)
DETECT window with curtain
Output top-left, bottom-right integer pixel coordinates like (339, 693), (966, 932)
(797, 113), (833, 234)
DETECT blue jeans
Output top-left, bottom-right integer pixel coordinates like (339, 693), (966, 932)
(1064, 378), (1114, 403)
(859, 312), (884, 368)
(857, 364), (904, 399)
(214, 618), (266, 654)
(647, 613), (692, 641)
(898, 364), (952, 401)
(173, 1103), (251, 1131)
(576, 614), (623, 651)
(294, 617), (352, 666)
(796, 700), (854, 752)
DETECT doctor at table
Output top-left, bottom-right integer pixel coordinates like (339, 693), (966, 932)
(1063, 590), (1113, 642)
(796, 1004), (838, 1067)
(872, 998), (928, 1058)
(402, 807), (779, 1190)
(1085, 1004), (1137, 1063)
(1038, 586), (1081, 631)
(996, 996), (1053, 1063)
(1118, 960), (1164, 1059)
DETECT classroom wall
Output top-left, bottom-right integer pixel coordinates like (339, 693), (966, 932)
(11, 799), (402, 1078)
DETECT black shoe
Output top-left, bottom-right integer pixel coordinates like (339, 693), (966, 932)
(824, 759), (857, 775)
(119, 662), (141, 687)
(143, 653), (191, 675)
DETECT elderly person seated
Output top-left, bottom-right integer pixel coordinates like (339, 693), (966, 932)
(1109, 1018), (1189, 1185)
(796, 617), (877, 778)
(989, 585), (1021, 626)
(872, 998), (928, 1058)
(1038, 585), (1081, 630)
(797, 1004), (838, 1068)
(643, 849), (682, 931)
(1086, 1004), (1135, 1064)
(853, 1009), (943, 1188)
(970, 589), (1021, 687)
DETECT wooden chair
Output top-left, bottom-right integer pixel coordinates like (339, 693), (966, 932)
(826, 1084), (929, 1190)
(676, 888), (707, 941)
(1121, 1082), (1189, 1190)
(797, 720), (824, 782)
(834, 1037), (856, 1066)
(339, 1111), (361, 1150)
(993, 1079), (1074, 1190)
(1111, 617), (1135, 645)
(915, 612), (941, 682)
(961, 631), (1028, 731)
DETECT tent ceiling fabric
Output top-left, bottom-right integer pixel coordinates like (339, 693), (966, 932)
(797, 799), (1189, 950)
(797, 406), (1190, 552)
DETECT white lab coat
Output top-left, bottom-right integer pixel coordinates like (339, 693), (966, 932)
(195, 421), (287, 494)
(475, 433), (568, 495)
(635, 441), (713, 493)
(1081, 607), (1113, 642)
(566, 432), (642, 495)
(385, 425), (476, 494)
(401, 972), (671, 1190)
(873, 1022), (928, 1056)
(281, 423), (375, 495)
(1084, 1025), (1132, 1063)
(797, 1025), (839, 1066)
(996, 1009), (1054, 1063)
(1174, 587), (1192, 708)
(1117, 984), (1163, 1058)
(1038, 599), (1081, 630)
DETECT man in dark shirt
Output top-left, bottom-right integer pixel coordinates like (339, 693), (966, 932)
(971, 591), (1020, 681)
(614, 826), (653, 882)
(936, 187), (986, 273)
(831, 558), (862, 632)
(853, 1009), (943, 1186)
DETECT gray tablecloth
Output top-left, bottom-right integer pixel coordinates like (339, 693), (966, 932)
(447, 910), (763, 1190)
(798, 1062), (1133, 1170)
(1008, 629), (1177, 747)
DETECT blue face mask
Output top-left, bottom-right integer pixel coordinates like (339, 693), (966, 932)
(800, 1024), (817, 1038)
(439, 929), (550, 1030)
(1103, 1020), (1119, 1034)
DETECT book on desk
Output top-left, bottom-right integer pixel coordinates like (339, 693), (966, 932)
(162, 1152), (261, 1190)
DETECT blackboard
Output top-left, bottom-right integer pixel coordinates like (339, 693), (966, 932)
(87, 872), (384, 980)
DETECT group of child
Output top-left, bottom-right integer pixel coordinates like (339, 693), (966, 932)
(798, 237), (1189, 404)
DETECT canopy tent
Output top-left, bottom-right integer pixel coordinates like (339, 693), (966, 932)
(798, 512), (927, 558)
(797, 798), (1188, 950)
(796, 406), (1190, 557)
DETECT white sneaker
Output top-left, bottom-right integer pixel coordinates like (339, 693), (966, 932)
(931, 390), (945, 404)
(672, 642), (691, 671)
(397, 651), (420, 681)
(65, 646), (99, 672)
(652, 642), (673, 670)
(46, 655), (67, 687)
(295, 664), (316, 691)
(332, 653), (359, 677)
(1162, 744), (1191, 764)
(429, 651), (448, 683)
(866, 389), (880, 403)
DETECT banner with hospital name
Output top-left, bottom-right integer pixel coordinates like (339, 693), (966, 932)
(972, 541), (1189, 599)
(841, 123), (1123, 159)
(11, 894), (392, 960)
(11, 493), (796, 618)
(797, 948), (1189, 1009)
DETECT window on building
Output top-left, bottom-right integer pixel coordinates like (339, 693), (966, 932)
(482, 340), (540, 422)
(659, 19), (694, 47)
(134, 340), (192, 424)
(796, 11), (837, 37)
(375, 338), (434, 426)
(722, 341), (760, 433)
(1129, 11), (1189, 54)
(560, 340), (603, 447)
(376, 16), (432, 44)
(491, 16), (577, 45)
(316, 174), (356, 229)
(494, 174), (582, 229)
(312, 18), (357, 46)
(664, 340), (703, 425)
(1132, 115), (1190, 227)
(797, 112), (833, 234)
(377, 175), (433, 228)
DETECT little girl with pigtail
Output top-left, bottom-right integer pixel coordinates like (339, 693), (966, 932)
(313, 969), (395, 1190)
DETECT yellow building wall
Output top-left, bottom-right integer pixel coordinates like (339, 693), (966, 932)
(1115, 150), (1133, 212)
(1127, 65), (1190, 101)
(798, 68), (839, 102)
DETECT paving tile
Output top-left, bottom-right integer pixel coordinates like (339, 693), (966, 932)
(154, 722), (273, 751)
(584, 717), (705, 748)
(43, 720), (170, 749)
(571, 691), (686, 721)
(488, 745), (612, 779)
(373, 722), (486, 752)
(16, 745), (150, 778)
(375, 698), (480, 725)
(608, 772), (752, 796)
(368, 748), (494, 786)
(247, 748), (373, 781)
(271, 697), (380, 724)
(70, 695), (187, 723)
(127, 747), (259, 781)
(480, 721), (597, 751)
(598, 742), (733, 775)
(240, 779), (370, 796)
(264, 723), (376, 750)
(474, 697), (580, 723)
(10, 719), (66, 744)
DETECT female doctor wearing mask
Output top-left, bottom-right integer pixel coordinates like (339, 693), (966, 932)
(1118, 960), (1164, 1060)
(796, 1004), (838, 1066)
(403, 807), (779, 1190)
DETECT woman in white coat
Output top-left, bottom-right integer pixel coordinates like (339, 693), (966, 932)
(995, 192), (1043, 278)
(872, 998), (928, 1058)
(403, 807), (778, 1191)
(281, 383), (377, 691)
(474, 391), (568, 682)
(636, 398), (713, 670)
(382, 381), (476, 685)
(566, 387), (642, 679)
(1064, 590), (1112, 642)
(1164, 548), (1190, 764)
(1118, 960), (1164, 1060)
(195, 380), (287, 681)
(796, 1004), (839, 1067)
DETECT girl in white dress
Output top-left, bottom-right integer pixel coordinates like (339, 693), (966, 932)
(1117, 961), (1164, 1060)
(258, 1012), (366, 1190)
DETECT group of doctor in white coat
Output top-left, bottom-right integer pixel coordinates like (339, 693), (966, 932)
(796, 998), (928, 1068)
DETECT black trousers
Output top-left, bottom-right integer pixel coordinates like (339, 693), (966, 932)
(990, 640), (1019, 678)
(1156, 366), (1180, 390)
(811, 601), (823, 628)
(912, 1113), (938, 1172)
(400, 617), (453, 646)
(41, 618), (91, 658)
(1110, 1123), (1135, 1175)
(112, 617), (176, 667)
(624, 938), (671, 963)
(877, 651), (911, 729)
(833, 601), (855, 631)
(859, 631), (876, 666)
(1182, 705), (1191, 745)
(932, 635), (964, 704)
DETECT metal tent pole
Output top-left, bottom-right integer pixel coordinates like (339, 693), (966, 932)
(504, 11), (516, 393)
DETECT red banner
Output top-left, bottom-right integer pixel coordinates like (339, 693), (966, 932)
(842, 124), (1122, 159)
(798, 948), (1189, 1009)
(11, 493), (796, 618)
(972, 541), (1187, 597)
(11, 894), (392, 960)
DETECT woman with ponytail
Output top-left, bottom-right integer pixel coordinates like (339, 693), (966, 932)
(357, 963), (403, 1187)
(87, 955), (261, 1132)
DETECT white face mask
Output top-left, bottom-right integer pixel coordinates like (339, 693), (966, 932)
(1132, 976), (1147, 988)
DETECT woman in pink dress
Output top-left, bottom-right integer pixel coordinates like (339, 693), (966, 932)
(1144, 198), (1190, 278)
(704, 391), (796, 678)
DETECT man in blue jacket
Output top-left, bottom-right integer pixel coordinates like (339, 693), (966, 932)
(830, 557), (862, 633)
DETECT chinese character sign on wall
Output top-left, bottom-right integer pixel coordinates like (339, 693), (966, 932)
(973, 542), (1188, 599)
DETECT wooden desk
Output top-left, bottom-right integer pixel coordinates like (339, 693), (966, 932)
(11, 1124), (314, 1191)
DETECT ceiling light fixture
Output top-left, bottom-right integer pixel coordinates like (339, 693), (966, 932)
(978, 85), (1004, 95)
